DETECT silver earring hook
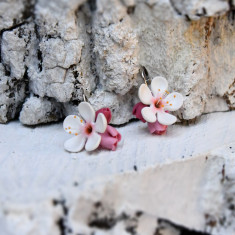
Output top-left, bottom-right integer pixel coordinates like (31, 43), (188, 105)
(140, 66), (150, 85)
(82, 87), (87, 102)
(83, 94), (86, 102)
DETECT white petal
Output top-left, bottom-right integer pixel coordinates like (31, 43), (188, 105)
(151, 76), (168, 97)
(141, 107), (157, 123)
(138, 84), (153, 105)
(157, 111), (177, 125)
(78, 102), (95, 123)
(164, 92), (184, 111)
(95, 113), (107, 133)
(64, 135), (86, 153)
(63, 115), (83, 134)
(85, 132), (101, 152)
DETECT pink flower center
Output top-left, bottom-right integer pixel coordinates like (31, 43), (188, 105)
(84, 123), (93, 136)
(154, 98), (163, 109)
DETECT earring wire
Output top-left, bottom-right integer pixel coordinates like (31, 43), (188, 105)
(140, 66), (150, 85)
(82, 87), (87, 102)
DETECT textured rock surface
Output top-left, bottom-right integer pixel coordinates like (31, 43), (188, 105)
(0, 0), (234, 125)
(19, 96), (63, 125)
(0, 111), (235, 234)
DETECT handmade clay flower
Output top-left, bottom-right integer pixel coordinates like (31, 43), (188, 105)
(95, 108), (121, 151)
(138, 76), (183, 125)
(63, 102), (107, 152)
(132, 102), (148, 123)
(147, 120), (167, 135)
(133, 102), (167, 135)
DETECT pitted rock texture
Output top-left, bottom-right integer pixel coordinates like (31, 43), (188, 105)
(0, 0), (235, 125)
(19, 96), (63, 125)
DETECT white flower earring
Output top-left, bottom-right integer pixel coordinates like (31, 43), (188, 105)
(139, 76), (183, 125)
(133, 67), (184, 134)
(63, 101), (107, 152)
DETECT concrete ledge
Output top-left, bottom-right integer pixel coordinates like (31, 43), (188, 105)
(0, 111), (235, 234)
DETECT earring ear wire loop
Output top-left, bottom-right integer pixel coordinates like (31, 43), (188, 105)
(140, 66), (150, 85)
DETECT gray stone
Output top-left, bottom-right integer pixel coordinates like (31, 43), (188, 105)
(92, 0), (139, 95)
(0, 0), (234, 125)
(19, 96), (63, 125)
(88, 89), (136, 125)
(169, 0), (229, 20)
(0, 0), (25, 31)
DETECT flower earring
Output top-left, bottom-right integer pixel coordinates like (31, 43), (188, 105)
(63, 95), (121, 153)
(133, 67), (184, 134)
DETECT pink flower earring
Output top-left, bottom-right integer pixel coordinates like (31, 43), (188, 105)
(133, 67), (184, 135)
(63, 95), (121, 153)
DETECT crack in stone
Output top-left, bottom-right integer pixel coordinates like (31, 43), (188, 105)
(157, 218), (211, 235)
(168, 0), (183, 16)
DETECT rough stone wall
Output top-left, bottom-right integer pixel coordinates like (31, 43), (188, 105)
(0, 0), (234, 125)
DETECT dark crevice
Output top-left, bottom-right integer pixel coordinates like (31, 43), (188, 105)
(45, 34), (62, 40)
(87, 0), (99, 89)
(14, 67), (30, 119)
(88, 205), (212, 235)
(185, 14), (191, 21)
(169, 0), (182, 15)
(57, 218), (66, 235)
(52, 199), (70, 235)
(37, 49), (43, 72)
(88, 202), (120, 230)
(111, 118), (139, 128)
(34, 22), (40, 40)
(88, 0), (97, 12)
(23, 66), (30, 97)
(157, 218), (211, 235)
(126, 225), (137, 235)
(22, 0), (43, 74)
(89, 217), (117, 230)
(78, 0), (100, 96)
(34, 22), (43, 72)
(228, 0), (235, 22)
(5, 66), (29, 121)
(127, 6), (135, 15)
(30, 0), (44, 73)
(22, 0), (37, 21)
(4, 65), (11, 77)
(229, 0), (235, 10)
(196, 7), (207, 17)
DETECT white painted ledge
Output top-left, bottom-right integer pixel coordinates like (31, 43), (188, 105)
(0, 111), (235, 235)
(0, 111), (235, 201)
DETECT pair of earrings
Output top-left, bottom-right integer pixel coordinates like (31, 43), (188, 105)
(63, 67), (183, 153)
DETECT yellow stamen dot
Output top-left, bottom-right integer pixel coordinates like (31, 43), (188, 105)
(165, 90), (169, 94)
(74, 116), (76, 118)
(80, 120), (83, 123)
(167, 101), (169, 104)
(162, 105), (164, 108)
(174, 95), (176, 98)
(75, 133), (78, 136)
(170, 104), (172, 106)
(158, 89), (161, 91)
(65, 128), (67, 130)
(160, 97), (162, 99)
(69, 131), (71, 134)
(68, 127), (71, 129)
